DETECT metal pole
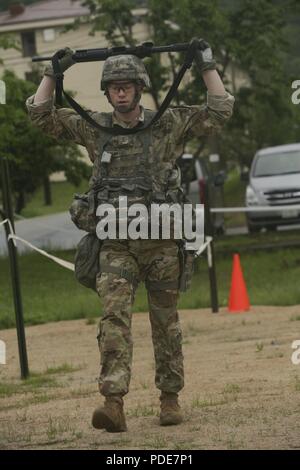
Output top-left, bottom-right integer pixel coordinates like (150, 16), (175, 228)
(1, 157), (29, 379)
(204, 183), (219, 313)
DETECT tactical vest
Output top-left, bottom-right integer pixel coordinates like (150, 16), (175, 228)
(71, 110), (196, 293)
(87, 109), (185, 236)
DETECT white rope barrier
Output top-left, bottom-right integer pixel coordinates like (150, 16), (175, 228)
(0, 218), (17, 247)
(0, 218), (75, 272)
(1, 218), (212, 271)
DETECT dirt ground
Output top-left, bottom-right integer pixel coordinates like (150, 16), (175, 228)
(0, 305), (300, 450)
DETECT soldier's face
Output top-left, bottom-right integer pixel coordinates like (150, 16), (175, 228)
(107, 81), (142, 113)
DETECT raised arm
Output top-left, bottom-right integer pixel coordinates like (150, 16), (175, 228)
(34, 75), (56, 103)
(26, 48), (89, 147)
(34, 47), (75, 103)
(193, 40), (228, 96)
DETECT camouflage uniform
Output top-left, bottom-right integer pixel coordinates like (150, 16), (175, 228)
(26, 63), (234, 398)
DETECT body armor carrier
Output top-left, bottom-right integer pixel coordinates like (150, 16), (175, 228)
(71, 110), (196, 292)
(83, 109), (186, 238)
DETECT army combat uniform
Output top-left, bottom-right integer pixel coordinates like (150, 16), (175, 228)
(26, 77), (234, 402)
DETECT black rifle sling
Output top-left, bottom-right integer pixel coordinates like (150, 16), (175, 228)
(52, 40), (198, 136)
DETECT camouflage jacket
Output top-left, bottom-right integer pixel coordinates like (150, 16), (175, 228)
(26, 92), (234, 171)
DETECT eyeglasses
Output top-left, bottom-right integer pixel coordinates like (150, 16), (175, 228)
(107, 82), (135, 94)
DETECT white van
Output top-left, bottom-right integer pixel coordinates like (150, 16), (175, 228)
(245, 143), (300, 232)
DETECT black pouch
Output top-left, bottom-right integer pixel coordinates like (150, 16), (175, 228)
(74, 233), (102, 291)
(69, 192), (97, 233)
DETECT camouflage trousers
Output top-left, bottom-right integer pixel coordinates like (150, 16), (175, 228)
(95, 239), (184, 397)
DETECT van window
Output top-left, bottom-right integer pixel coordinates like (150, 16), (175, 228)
(253, 150), (300, 177)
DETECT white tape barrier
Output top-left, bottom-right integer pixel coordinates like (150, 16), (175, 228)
(0, 219), (17, 247)
(209, 204), (300, 213)
(195, 236), (212, 258)
(1, 218), (212, 271)
(0, 219), (75, 272)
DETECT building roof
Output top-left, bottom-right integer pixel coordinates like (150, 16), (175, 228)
(0, 0), (89, 27)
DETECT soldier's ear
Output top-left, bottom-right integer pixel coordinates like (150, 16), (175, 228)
(104, 89), (112, 104)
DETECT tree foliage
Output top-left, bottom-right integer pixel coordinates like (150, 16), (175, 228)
(0, 70), (89, 213)
(79, 0), (300, 166)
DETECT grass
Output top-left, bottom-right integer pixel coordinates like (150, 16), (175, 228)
(216, 229), (300, 252)
(223, 383), (241, 394)
(294, 376), (300, 392)
(1, 240), (300, 329)
(290, 315), (300, 321)
(21, 180), (90, 218)
(191, 396), (228, 409)
(143, 435), (168, 449)
(0, 249), (100, 329)
(0, 363), (78, 397)
(46, 417), (73, 441)
(256, 342), (264, 352)
(129, 405), (157, 417)
(0, 376), (57, 397)
(44, 363), (81, 375)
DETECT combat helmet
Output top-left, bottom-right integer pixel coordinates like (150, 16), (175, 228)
(101, 54), (151, 90)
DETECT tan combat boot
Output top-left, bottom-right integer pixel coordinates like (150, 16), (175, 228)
(92, 395), (127, 432)
(160, 392), (183, 426)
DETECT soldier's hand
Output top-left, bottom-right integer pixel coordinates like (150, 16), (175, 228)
(194, 40), (216, 74)
(44, 47), (76, 78)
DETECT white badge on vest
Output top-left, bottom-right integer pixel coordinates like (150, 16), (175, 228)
(101, 151), (112, 163)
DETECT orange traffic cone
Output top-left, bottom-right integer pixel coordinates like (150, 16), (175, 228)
(228, 253), (250, 312)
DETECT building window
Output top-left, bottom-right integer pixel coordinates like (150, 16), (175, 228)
(21, 31), (37, 57)
(43, 28), (55, 42)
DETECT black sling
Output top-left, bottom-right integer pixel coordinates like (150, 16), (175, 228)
(51, 39), (200, 136)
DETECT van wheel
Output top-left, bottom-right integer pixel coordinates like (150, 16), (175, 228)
(266, 225), (277, 232)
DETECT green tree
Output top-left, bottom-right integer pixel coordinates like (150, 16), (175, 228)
(77, 0), (300, 167)
(0, 70), (89, 213)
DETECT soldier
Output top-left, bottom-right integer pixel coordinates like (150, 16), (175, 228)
(26, 42), (234, 433)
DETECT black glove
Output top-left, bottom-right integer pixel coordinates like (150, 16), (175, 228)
(194, 40), (216, 74)
(44, 47), (76, 78)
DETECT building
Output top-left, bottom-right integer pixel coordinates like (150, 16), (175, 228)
(0, 0), (153, 113)
(0, 0), (154, 178)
